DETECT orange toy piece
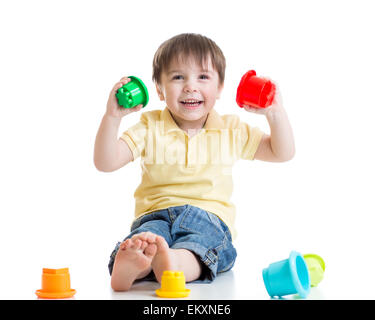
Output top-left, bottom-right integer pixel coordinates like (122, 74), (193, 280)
(35, 268), (76, 299)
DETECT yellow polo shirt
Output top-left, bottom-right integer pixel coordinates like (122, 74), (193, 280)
(121, 107), (264, 238)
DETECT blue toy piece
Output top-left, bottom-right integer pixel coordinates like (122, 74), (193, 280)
(262, 251), (311, 298)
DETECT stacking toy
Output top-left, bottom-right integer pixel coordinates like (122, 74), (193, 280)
(35, 268), (76, 299)
(236, 70), (276, 108)
(155, 271), (190, 298)
(262, 251), (310, 298)
(303, 254), (325, 287)
(116, 76), (149, 108)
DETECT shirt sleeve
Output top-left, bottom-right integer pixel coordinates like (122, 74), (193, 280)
(239, 121), (264, 160)
(120, 113), (148, 161)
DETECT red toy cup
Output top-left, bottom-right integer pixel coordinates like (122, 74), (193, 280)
(236, 70), (276, 108)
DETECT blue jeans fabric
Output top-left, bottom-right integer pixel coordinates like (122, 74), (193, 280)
(108, 205), (237, 283)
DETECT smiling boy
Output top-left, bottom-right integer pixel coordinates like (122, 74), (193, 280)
(94, 33), (295, 291)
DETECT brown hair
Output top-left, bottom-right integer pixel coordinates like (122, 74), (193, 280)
(152, 33), (226, 86)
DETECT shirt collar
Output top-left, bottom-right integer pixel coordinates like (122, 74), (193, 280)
(160, 107), (225, 134)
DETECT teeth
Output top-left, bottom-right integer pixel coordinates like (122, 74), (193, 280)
(181, 99), (201, 104)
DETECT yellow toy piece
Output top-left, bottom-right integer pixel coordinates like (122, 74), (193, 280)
(155, 271), (190, 298)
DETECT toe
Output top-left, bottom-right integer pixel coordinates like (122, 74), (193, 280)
(155, 236), (169, 251)
(133, 239), (142, 250)
(140, 240), (148, 251)
(120, 239), (131, 250)
(144, 243), (157, 258)
(135, 232), (157, 243)
(147, 232), (157, 243)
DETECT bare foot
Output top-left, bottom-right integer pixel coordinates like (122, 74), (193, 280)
(151, 235), (203, 283)
(111, 238), (157, 291)
(151, 235), (177, 283)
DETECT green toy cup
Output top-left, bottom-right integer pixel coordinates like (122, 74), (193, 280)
(116, 76), (149, 108)
(303, 254), (325, 287)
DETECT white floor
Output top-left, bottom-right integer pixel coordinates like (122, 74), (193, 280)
(101, 272), (325, 301)
(6, 271), (325, 300)
(2, 228), (374, 300)
(5, 240), (375, 301)
(1, 253), (330, 300)
(104, 271), (327, 301)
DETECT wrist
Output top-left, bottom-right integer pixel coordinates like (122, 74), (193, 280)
(103, 112), (122, 124)
(265, 104), (285, 122)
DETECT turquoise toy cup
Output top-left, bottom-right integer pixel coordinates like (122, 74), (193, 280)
(262, 251), (311, 298)
(116, 76), (149, 108)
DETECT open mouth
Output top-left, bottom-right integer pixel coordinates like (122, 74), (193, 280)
(180, 99), (204, 108)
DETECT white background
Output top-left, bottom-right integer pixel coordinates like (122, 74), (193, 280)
(0, 0), (374, 299)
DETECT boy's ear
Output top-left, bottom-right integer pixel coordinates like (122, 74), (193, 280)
(155, 83), (165, 101)
(216, 83), (224, 99)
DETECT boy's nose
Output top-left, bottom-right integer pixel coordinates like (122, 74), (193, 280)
(183, 82), (197, 93)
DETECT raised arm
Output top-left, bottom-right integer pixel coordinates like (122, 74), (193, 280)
(94, 77), (143, 172)
(244, 85), (295, 162)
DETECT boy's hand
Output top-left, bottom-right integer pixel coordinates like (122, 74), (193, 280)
(105, 76), (143, 119)
(243, 81), (283, 116)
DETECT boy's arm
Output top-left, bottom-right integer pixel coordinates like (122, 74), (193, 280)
(94, 77), (143, 172)
(244, 86), (295, 162)
(94, 115), (135, 172)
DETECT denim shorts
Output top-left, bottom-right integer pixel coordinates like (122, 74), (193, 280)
(108, 205), (237, 283)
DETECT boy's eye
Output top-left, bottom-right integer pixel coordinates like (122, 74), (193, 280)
(172, 75), (183, 80)
(199, 74), (209, 80)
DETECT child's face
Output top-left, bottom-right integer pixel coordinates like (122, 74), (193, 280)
(156, 55), (223, 128)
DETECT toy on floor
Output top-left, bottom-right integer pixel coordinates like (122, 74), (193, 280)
(35, 268), (76, 299)
(262, 251), (310, 299)
(116, 76), (149, 109)
(236, 70), (276, 109)
(303, 253), (325, 287)
(155, 271), (190, 298)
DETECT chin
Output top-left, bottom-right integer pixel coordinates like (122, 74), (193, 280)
(179, 109), (206, 119)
